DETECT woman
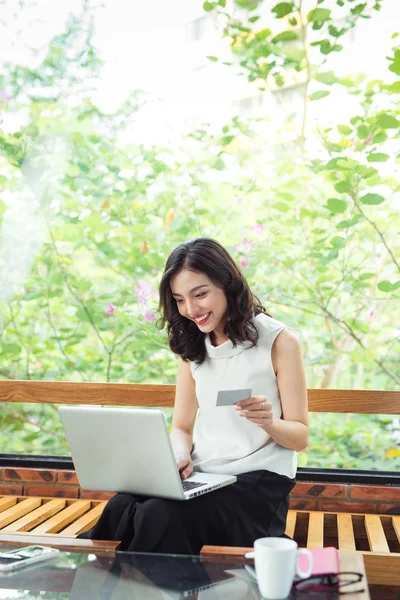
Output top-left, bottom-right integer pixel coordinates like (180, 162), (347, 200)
(82, 238), (308, 553)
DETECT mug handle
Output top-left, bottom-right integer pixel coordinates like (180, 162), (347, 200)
(296, 549), (313, 579)
(244, 551), (255, 559)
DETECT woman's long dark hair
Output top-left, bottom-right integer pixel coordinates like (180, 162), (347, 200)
(158, 238), (266, 364)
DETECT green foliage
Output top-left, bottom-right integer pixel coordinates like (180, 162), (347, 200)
(0, 0), (399, 469)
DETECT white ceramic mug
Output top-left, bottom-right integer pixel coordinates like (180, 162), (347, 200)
(245, 537), (313, 600)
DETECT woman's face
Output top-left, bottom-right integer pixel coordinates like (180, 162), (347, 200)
(170, 269), (228, 343)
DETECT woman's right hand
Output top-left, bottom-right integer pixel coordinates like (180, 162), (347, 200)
(175, 454), (194, 480)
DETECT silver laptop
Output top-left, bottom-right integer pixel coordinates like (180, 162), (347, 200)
(59, 406), (236, 501)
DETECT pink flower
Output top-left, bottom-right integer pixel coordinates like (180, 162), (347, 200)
(106, 303), (115, 315)
(242, 238), (255, 253)
(365, 135), (373, 145)
(251, 224), (265, 235)
(144, 310), (156, 322)
(135, 280), (154, 305)
(240, 257), (250, 267)
(368, 310), (375, 320)
(234, 238), (255, 254)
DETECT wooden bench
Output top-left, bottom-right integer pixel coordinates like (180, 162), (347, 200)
(0, 380), (399, 583)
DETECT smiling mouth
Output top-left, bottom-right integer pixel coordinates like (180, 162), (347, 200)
(193, 312), (211, 325)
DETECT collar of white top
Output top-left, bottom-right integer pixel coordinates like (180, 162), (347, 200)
(204, 334), (253, 359)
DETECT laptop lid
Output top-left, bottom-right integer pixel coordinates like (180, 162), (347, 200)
(59, 406), (236, 501)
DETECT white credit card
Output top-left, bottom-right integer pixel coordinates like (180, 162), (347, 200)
(216, 389), (252, 407)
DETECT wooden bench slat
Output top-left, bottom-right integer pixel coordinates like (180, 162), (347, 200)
(1, 380), (399, 414)
(307, 511), (324, 548)
(31, 500), (92, 534)
(58, 502), (106, 536)
(391, 516), (400, 544)
(364, 515), (389, 553)
(0, 497), (18, 513)
(200, 545), (251, 558)
(337, 513), (356, 551)
(0, 498), (42, 529)
(0, 533), (120, 553)
(285, 510), (297, 539)
(0, 381), (176, 407)
(1, 499), (66, 533)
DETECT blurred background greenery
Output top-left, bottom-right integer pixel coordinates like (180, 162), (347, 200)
(0, 0), (399, 470)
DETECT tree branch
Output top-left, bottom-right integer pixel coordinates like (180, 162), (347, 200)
(352, 194), (400, 274)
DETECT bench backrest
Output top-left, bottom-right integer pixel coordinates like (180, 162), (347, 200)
(0, 380), (399, 414)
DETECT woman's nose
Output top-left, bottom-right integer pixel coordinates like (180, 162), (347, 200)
(186, 298), (197, 315)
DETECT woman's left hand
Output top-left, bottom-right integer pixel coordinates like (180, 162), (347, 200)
(235, 395), (274, 429)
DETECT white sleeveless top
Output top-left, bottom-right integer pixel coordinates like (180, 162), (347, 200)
(190, 313), (297, 479)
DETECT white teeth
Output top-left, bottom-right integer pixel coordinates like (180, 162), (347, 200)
(194, 313), (210, 323)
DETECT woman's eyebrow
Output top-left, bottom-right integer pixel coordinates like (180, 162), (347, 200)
(172, 285), (209, 297)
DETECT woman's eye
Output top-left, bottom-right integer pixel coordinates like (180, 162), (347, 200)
(195, 293), (206, 298)
(176, 299), (184, 304)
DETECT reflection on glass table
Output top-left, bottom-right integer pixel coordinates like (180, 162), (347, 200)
(0, 545), (387, 600)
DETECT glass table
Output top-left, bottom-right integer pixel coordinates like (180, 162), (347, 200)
(0, 545), (394, 599)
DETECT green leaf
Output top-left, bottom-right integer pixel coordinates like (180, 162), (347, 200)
(327, 198), (347, 213)
(367, 153), (389, 162)
(377, 113), (399, 129)
(315, 71), (337, 85)
(334, 181), (351, 193)
(307, 8), (332, 22)
(350, 116), (363, 126)
(357, 166), (378, 179)
(386, 81), (400, 93)
(1, 344), (22, 357)
(255, 28), (272, 41)
(309, 90), (330, 101)
(272, 30), (299, 42)
(271, 2), (294, 18)
(336, 158), (359, 170)
(389, 62), (400, 76)
(274, 202), (290, 212)
(357, 124), (369, 139)
(360, 193), (385, 205)
(337, 124), (352, 135)
(372, 132), (387, 143)
(281, 46), (305, 62)
(278, 192), (295, 201)
(336, 215), (363, 229)
(221, 135), (234, 146)
(322, 249), (339, 263)
(203, 1), (215, 11)
(377, 280), (394, 292)
(206, 56), (219, 62)
(212, 157), (226, 170)
(331, 236), (345, 249)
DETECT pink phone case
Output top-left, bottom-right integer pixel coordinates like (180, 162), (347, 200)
(298, 547), (339, 576)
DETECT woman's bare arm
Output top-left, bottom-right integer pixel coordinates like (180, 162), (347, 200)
(170, 357), (198, 478)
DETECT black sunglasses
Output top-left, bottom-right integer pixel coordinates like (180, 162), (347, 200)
(292, 571), (364, 596)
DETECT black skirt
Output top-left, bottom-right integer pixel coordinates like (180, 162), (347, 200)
(79, 469), (295, 554)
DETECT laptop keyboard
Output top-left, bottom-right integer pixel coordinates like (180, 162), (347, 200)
(182, 480), (207, 492)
